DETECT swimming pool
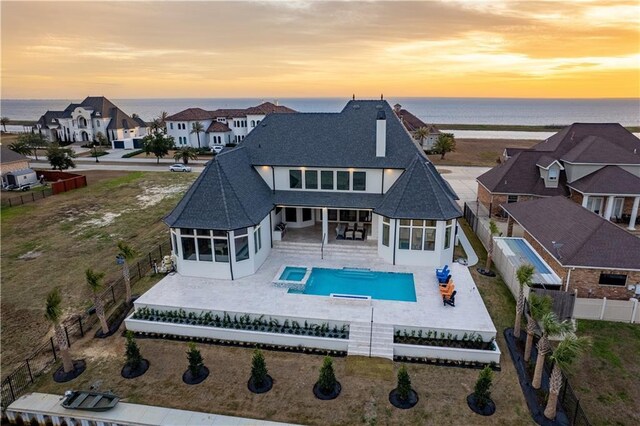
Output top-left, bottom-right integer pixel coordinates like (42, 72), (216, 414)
(503, 239), (553, 274)
(280, 266), (307, 282)
(287, 267), (416, 302)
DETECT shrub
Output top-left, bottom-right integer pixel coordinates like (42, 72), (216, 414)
(122, 149), (144, 158)
(473, 366), (493, 408)
(251, 349), (268, 386)
(186, 342), (204, 376)
(397, 365), (412, 401)
(318, 356), (337, 393)
(125, 331), (142, 369)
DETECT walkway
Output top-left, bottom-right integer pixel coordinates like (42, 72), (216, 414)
(7, 393), (299, 426)
(456, 224), (479, 266)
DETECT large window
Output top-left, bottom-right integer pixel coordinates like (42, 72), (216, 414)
(254, 225), (262, 254)
(285, 208), (297, 222)
(234, 228), (249, 261)
(289, 170), (302, 189)
(196, 229), (213, 261)
(321, 171), (334, 190)
(598, 273), (627, 286)
(180, 229), (197, 260)
(305, 170), (318, 189)
(353, 172), (366, 191)
(444, 220), (453, 250)
(213, 230), (228, 263)
(399, 220), (437, 251)
(337, 171), (349, 190)
(302, 208), (312, 221)
(382, 217), (390, 247)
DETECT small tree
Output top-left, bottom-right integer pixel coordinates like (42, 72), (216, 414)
(86, 268), (109, 335)
(190, 121), (204, 149)
(8, 140), (32, 156)
(117, 241), (137, 304)
(45, 288), (74, 373)
(433, 133), (456, 159)
(124, 331), (142, 370)
(317, 356), (337, 394)
(413, 126), (430, 149)
(142, 132), (174, 164)
(251, 349), (268, 387)
(525, 293), (553, 362)
(473, 366), (493, 408)
(95, 131), (108, 147)
(514, 263), (535, 338)
(396, 365), (412, 401)
(47, 144), (76, 170)
(0, 116), (9, 132)
(18, 133), (48, 160)
(532, 312), (575, 389)
(173, 147), (199, 165)
(186, 342), (204, 377)
(485, 220), (500, 272)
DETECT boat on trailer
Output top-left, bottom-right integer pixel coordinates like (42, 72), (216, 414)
(61, 390), (119, 411)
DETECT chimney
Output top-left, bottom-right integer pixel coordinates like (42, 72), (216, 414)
(376, 110), (386, 157)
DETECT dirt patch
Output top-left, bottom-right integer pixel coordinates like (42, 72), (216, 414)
(427, 138), (539, 167)
(136, 184), (190, 209)
(18, 250), (43, 260)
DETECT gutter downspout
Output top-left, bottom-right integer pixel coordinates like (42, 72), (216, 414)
(392, 219), (398, 266)
(269, 211), (273, 249)
(565, 267), (574, 292)
(271, 166), (275, 194)
(228, 232), (234, 280)
(381, 170), (385, 194)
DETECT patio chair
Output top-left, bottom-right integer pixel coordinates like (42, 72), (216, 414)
(354, 224), (365, 240)
(443, 290), (457, 307)
(438, 274), (452, 285)
(436, 265), (450, 281)
(345, 223), (355, 240)
(335, 223), (346, 239)
(439, 281), (454, 298)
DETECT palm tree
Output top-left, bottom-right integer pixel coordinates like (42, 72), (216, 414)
(532, 312), (574, 389)
(433, 133), (456, 159)
(514, 264), (535, 338)
(150, 119), (162, 135)
(117, 241), (137, 304)
(0, 116), (9, 132)
(45, 288), (74, 373)
(173, 147), (199, 164)
(485, 220), (500, 272)
(157, 111), (169, 133)
(8, 140), (32, 156)
(544, 334), (590, 420)
(413, 127), (430, 149)
(525, 293), (553, 362)
(190, 121), (204, 149)
(85, 268), (109, 335)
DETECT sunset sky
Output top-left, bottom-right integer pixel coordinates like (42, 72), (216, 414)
(1, 0), (639, 99)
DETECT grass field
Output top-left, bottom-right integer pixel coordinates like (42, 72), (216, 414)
(427, 138), (538, 167)
(0, 170), (197, 371)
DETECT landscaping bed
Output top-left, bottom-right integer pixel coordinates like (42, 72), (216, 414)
(131, 307), (349, 339)
(394, 329), (495, 351)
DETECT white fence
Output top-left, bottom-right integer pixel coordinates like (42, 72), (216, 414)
(394, 343), (501, 365)
(573, 297), (640, 323)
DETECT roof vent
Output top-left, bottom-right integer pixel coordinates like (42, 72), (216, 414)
(375, 104), (382, 109)
(353, 104), (360, 109)
(262, 122), (267, 127)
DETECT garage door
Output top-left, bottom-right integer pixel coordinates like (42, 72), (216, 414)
(133, 139), (143, 149)
(113, 141), (124, 149)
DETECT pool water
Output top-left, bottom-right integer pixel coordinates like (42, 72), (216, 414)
(288, 267), (416, 302)
(280, 267), (307, 282)
(504, 239), (553, 274)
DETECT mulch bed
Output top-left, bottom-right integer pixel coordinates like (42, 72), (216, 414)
(504, 328), (569, 425)
(53, 360), (86, 383)
(95, 302), (135, 339)
(467, 394), (496, 416)
(182, 366), (210, 385)
(389, 389), (419, 409)
(121, 359), (150, 379)
(247, 375), (273, 394)
(313, 381), (341, 400)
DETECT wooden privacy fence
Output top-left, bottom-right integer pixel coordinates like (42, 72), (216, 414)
(530, 288), (575, 320)
(0, 240), (171, 410)
(38, 170), (87, 195)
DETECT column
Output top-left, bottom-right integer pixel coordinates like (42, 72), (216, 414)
(629, 197), (640, 231)
(507, 216), (514, 237)
(581, 194), (589, 208)
(322, 207), (328, 244)
(604, 195), (615, 221)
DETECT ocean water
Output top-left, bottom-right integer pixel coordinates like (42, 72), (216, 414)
(1, 97), (638, 126)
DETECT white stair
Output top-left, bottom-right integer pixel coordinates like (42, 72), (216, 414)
(347, 321), (394, 360)
(273, 241), (381, 262)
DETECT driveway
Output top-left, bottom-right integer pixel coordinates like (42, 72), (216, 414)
(437, 166), (490, 206)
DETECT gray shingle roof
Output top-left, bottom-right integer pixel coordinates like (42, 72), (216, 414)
(35, 111), (64, 129)
(243, 100), (423, 169)
(568, 166), (640, 195)
(375, 154), (462, 220)
(502, 196), (640, 270)
(164, 147), (273, 230)
(1, 146), (29, 164)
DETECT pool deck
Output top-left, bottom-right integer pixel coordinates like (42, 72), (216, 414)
(135, 251), (496, 338)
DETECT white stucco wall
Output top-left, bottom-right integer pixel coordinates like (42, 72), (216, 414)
(273, 167), (386, 194)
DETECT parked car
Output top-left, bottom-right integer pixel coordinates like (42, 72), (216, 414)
(211, 145), (224, 154)
(169, 164), (191, 172)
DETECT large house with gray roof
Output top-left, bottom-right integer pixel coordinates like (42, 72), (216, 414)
(165, 101), (295, 149)
(165, 100), (462, 280)
(477, 123), (640, 231)
(34, 96), (148, 143)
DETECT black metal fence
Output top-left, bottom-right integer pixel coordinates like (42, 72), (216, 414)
(463, 202), (479, 232)
(0, 240), (171, 409)
(1, 188), (53, 208)
(559, 378), (591, 426)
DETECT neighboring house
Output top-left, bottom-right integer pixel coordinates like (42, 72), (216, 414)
(1, 146), (31, 188)
(477, 123), (640, 230)
(165, 100), (462, 280)
(502, 196), (640, 300)
(33, 96), (149, 143)
(393, 103), (441, 151)
(165, 101), (296, 149)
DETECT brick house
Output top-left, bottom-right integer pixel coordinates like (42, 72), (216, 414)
(477, 123), (640, 231)
(502, 196), (640, 300)
(392, 104), (442, 151)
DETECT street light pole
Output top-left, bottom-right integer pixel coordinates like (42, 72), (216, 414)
(93, 142), (100, 163)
